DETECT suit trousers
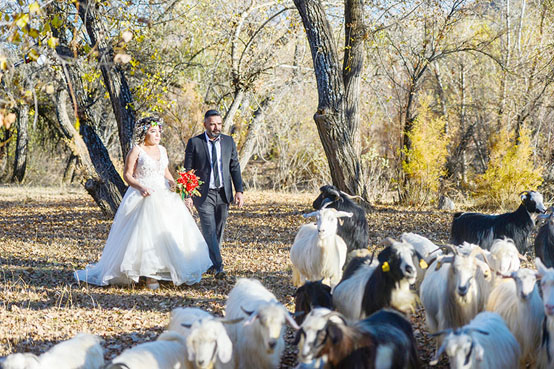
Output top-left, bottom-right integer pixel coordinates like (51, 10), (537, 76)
(196, 188), (229, 272)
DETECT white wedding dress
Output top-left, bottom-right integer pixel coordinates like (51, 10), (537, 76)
(75, 145), (212, 286)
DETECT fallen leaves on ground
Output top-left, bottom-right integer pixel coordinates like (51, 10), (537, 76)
(0, 186), (459, 367)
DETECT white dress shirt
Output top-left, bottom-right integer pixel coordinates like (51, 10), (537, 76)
(205, 132), (223, 189)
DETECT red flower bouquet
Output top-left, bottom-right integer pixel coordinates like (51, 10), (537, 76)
(175, 168), (203, 200)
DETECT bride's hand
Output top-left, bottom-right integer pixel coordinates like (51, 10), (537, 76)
(168, 180), (176, 191)
(184, 198), (194, 212)
(139, 186), (153, 197)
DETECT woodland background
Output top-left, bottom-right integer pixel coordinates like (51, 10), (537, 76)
(1, 0), (554, 210)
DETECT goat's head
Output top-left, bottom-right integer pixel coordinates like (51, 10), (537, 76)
(293, 308), (340, 363)
(509, 268), (538, 300)
(303, 208), (353, 239)
(536, 258), (554, 316)
(521, 190), (547, 214)
(185, 319), (230, 368)
(378, 238), (422, 284)
(489, 238), (522, 275)
(313, 185), (343, 209)
(293, 281), (332, 325)
(441, 248), (490, 301)
(431, 328), (488, 368)
(241, 303), (299, 354)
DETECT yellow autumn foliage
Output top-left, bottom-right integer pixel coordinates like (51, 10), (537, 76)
(474, 127), (543, 208)
(402, 99), (449, 205)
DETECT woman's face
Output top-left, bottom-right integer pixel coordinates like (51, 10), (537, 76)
(144, 125), (161, 145)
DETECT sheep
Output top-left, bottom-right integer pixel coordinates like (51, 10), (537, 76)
(290, 207), (353, 288)
(430, 311), (520, 369)
(450, 190), (547, 254)
(293, 280), (333, 325)
(312, 185), (369, 252)
(107, 331), (187, 369)
(485, 268), (543, 368)
(295, 309), (420, 369)
(2, 333), (104, 369)
(420, 246), (491, 335)
(535, 258), (554, 369)
(535, 209), (554, 267)
(333, 238), (421, 320)
(224, 278), (299, 369)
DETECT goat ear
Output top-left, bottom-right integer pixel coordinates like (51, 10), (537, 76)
(326, 322), (343, 344)
(474, 343), (485, 361)
(536, 257), (549, 277)
(336, 211), (353, 218)
(520, 191), (529, 201)
(216, 329), (233, 363)
(303, 211), (319, 219)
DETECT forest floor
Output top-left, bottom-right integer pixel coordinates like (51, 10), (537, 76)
(0, 186), (521, 368)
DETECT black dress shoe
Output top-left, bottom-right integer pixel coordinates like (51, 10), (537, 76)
(215, 270), (227, 279)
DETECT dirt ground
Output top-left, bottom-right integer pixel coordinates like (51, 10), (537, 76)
(0, 186), (488, 367)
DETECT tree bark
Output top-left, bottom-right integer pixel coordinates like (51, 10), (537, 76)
(76, 0), (136, 159)
(293, 0), (366, 197)
(57, 59), (126, 216)
(12, 105), (29, 183)
(239, 96), (270, 170)
(63, 154), (78, 184)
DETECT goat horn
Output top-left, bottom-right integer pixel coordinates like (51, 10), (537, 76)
(240, 306), (255, 316)
(284, 310), (300, 330)
(220, 317), (244, 325)
(379, 237), (396, 247)
(430, 339), (449, 365)
(438, 244), (458, 255)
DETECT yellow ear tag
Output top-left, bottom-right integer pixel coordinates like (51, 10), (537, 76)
(419, 259), (428, 269)
(382, 261), (390, 272)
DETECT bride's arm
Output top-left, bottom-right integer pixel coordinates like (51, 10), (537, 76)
(164, 167), (176, 190)
(124, 147), (151, 196)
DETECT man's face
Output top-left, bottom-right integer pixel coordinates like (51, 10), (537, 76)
(204, 115), (222, 139)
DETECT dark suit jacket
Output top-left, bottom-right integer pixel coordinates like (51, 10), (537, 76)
(184, 133), (243, 206)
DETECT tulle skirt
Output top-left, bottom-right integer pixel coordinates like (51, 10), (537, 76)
(75, 186), (212, 286)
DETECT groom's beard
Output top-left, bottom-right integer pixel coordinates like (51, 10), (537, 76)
(207, 131), (220, 139)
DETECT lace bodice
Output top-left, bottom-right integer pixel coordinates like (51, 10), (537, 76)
(134, 145), (169, 190)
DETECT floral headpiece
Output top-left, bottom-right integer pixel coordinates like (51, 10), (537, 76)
(143, 120), (163, 132)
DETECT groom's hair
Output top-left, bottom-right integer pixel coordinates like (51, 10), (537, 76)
(204, 109), (221, 120)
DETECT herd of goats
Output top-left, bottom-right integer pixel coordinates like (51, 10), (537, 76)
(3, 185), (554, 369)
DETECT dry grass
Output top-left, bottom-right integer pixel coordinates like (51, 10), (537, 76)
(0, 185), (464, 367)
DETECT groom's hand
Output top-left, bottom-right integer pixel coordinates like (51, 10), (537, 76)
(184, 198), (194, 212)
(234, 192), (244, 208)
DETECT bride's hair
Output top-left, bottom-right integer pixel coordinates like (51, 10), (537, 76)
(134, 116), (163, 145)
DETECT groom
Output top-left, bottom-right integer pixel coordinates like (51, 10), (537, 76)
(184, 109), (244, 279)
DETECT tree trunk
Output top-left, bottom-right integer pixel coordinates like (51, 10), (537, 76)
(0, 128), (12, 179)
(76, 0), (136, 159)
(12, 105), (29, 183)
(63, 154), (78, 184)
(57, 59), (126, 216)
(293, 0), (366, 197)
(343, 0), (365, 153)
(239, 96), (270, 170)
(223, 88), (245, 135)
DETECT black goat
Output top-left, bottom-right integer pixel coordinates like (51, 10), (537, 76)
(313, 185), (369, 252)
(535, 210), (554, 268)
(361, 239), (421, 317)
(293, 280), (333, 324)
(450, 190), (547, 254)
(318, 309), (421, 369)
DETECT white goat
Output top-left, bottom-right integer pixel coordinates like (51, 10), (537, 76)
(108, 331), (187, 369)
(420, 246), (491, 335)
(400, 232), (442, 290)
(486, 268), (543, 368)
(536, 258), (554, 369)
(167, 307), (213, 338)
(431, 311), (520, 369)
(290, 208), (352, 288)
(2, 333), (104, 369)
(183, 317), (238, 369)
(224, 278), (299, 369)
(486, 238), (524, 289)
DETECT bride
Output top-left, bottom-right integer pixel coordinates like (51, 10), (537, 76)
(75, 116), (212, 289)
